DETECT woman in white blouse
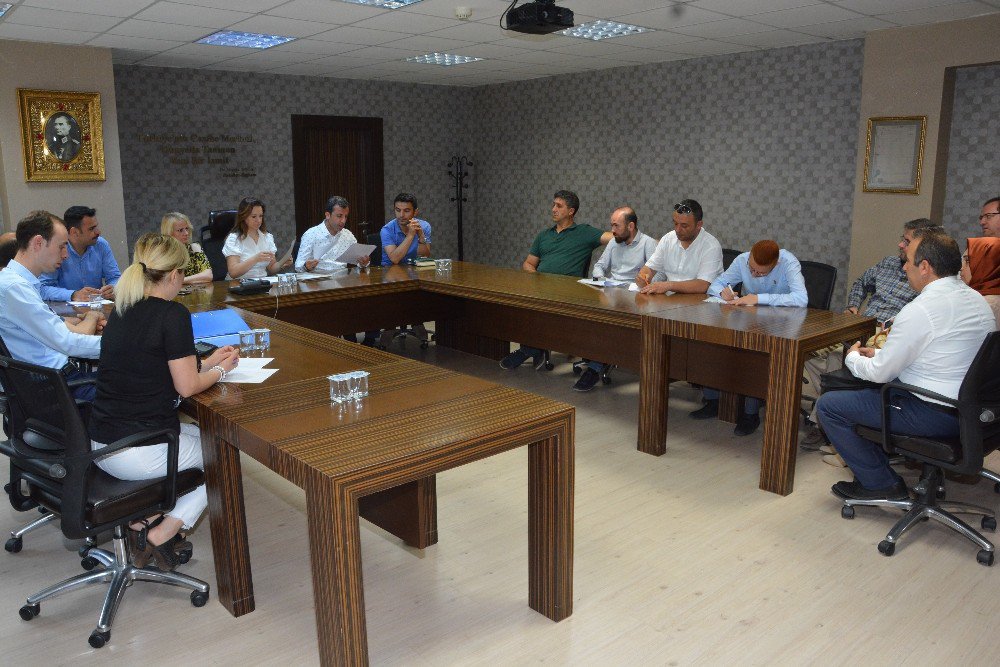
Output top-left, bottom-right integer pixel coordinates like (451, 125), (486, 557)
(223, 197), (290, 278)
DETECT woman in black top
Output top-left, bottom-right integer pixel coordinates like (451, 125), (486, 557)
(89, 233), (239, 570)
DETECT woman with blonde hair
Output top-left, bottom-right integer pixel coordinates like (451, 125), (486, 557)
(88, 233), (239, 570)
(161, 212), (212, 283)
(222, 196), (290, 279)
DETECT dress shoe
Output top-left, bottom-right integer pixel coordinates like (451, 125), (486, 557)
(823, 453), (846, 467)
(818, 444), (837, 455)
(800, 425), (828, 451)
(734, 412), (761, 436)
(689, 399), (719, 420)
(831, 479), (909, 501)
(500, 349), (530, 370)
(572, 368), (600, 392)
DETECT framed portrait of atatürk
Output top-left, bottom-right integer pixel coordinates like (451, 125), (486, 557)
(17, 88), (106, 182)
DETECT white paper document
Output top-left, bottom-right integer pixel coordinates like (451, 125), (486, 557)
(703, 296), (728, 303)
(67, 298), (113, 306)
(578, 278), (631, 288)
(276, 241), (295, 269)
(334, 243), (376, 264)
(235, 357), (273, 370)
(222, 368), (278, 384)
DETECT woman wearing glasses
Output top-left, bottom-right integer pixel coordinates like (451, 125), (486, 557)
(161, 212), (212, 283)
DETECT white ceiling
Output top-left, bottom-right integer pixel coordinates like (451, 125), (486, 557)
(0, 0), (998, 86)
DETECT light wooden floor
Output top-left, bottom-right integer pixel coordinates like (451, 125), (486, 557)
(3, 342), (1000, 666)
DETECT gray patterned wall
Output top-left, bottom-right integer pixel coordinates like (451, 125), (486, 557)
(114, 65), (473, 260)
(942, 63), (1000, 240)
(466, 40), (864, 307)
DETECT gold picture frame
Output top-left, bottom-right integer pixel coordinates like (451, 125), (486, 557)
(862, 115), (926, 195)
(17, 88), (106, 182)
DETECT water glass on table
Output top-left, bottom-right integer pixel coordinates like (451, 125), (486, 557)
(253, 328), (270, 353)
(88, 293), (104, 311)
(239, 330), (256, 355)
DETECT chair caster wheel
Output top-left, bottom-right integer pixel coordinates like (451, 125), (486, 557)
(81, 556), (99, 571)
(5, 537), (23, 553)
(543, 361), (554, 371)
(982, 516), (997, 532)
(19, 603), (39, 621)
(977, 549), (994, 566)
(177, 546), (192, 565)
(572, 366), (582, 375)
(602, 376), (612, 385)
(420, 341), (428, 349)
(877, 540), (895, 556)
(78, 544), (91, 557)
(88, 630), (110, 648)
(841, 505), (854, 519)
(994, 481), (1000, 494)
(191, 590), (209, 607)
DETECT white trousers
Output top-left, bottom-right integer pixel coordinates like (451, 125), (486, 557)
(91, 422), (207, 529)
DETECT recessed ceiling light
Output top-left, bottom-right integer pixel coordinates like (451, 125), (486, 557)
(339, 0), (425, 8)
(0, 3), (12, 19)
(561, 20), (651, 41)
(405, 52), (483, 66)
(197, 31), (295, 49)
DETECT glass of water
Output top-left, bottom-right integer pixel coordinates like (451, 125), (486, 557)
(328, 373), (351, 403)
(239, 330), (256, 355)
(88, 293), (104, 311)
(253, 328), (271, 353)
(348, 370), (369, 400)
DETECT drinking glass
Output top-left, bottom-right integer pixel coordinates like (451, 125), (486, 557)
(239, 330), (255, 354)
(253, 328), (271, 353)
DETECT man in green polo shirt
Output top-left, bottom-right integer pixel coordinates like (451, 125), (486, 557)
(501, 190), (611, 370)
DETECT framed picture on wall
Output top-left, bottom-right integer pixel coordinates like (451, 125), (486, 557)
(17, 88), (106, 182)
(862, 116), (926, 194)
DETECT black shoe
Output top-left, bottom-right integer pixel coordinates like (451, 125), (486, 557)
(831, 479), (910, 501)
(689, 399), (719, 420)
(734, 412), (761, 436)
(572, 368), (600, 392)
(800, 425), (829, 451)
(361, 336), (377, 348)
(500, 349), (530, 370)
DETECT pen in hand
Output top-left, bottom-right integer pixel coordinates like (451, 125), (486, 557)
(721, 284), (736, 301)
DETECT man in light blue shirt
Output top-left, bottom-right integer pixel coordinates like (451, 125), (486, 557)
(574, 206), (657, 392)
(694, 240), (808, 435)
(40, 205), (120, 302)
(0, 211), (103, 401)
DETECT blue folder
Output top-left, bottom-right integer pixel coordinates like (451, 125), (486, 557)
(191, 309), (251, 346)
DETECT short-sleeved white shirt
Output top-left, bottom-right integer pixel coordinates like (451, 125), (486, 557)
(222, 231), (277, 279)
(645, 227), (724, 284)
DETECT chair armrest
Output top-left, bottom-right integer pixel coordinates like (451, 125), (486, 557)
(83, 428), (182, 512)
(66, 376), (96, 389)
(879, 381), (958, 409)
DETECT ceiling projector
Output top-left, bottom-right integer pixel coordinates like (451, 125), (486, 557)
(504, 0), (574, 34)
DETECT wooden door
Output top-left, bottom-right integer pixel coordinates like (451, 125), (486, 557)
(291, 115), (384, 241)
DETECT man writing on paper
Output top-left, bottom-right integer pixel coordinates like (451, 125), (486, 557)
(40, 205), (120, 302)
(818, 229), (994, 501)
(295, 195), (371, 273)
(635, 199), (723, 295)
(0, 211), (103, 401)
(573, 206), (657, 392)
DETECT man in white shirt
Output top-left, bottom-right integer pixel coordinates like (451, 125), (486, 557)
(635, 199), (723, 294)
(295, 196), (370, 272)
(817, 229), (995, 501)
(574, 206), (657, 392)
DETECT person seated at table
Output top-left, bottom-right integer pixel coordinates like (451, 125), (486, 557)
(961, 236), (1000, 328)
(0, 232), (16, 269)
(573, 206), (657, 391)
(40, 205), (120, 302)
(161, 212), (212, 284)
(635, 198), (723, 295)
(0, 210), (103, 401)
(500, 190), (612, 370)
(88, 232), (239, 570)
(694, 240), (808, 436)
(223, 197), (291, 279)
(379, 193), (432, 347)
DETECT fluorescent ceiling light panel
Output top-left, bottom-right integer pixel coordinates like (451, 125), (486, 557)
(197, 31), (295, 48)
(0, 3), (12, 19)
(561, 20), (652, 41)
(339, 0), (425, 8)
(406, 52), (483, 66)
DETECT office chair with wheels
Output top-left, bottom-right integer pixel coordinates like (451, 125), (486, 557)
(0, 356), (209, 648)
(721, 247), (741, 270)
(840, 331), (1000, 565)
(799, 260), (838, 310)
(201, 209), (236, 281)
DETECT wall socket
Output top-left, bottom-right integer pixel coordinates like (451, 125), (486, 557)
(454, 6), (472, 20)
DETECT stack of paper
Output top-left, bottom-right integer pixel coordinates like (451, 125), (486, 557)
(223, 357), (278, 384)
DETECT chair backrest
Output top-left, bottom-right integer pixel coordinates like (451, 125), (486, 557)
(366, 233), (382, 265)
(202, 210), (236, 281)
(954, 331), (1000, 472)
(721, 248), (741, 271)
(799, 260), (837, 310)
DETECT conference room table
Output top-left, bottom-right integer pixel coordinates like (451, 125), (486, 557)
(178, 307), (575, 665)
(184, 262), (873, 495)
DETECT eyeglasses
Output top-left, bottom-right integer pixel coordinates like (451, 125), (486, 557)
(963, 253), (970, 264)
(673, 202), (692, 215)
(980, 212), (1000, 221)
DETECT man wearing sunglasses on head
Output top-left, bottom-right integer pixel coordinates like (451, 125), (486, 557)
(635, 199), (723, 295)
(980, 196), (1000, 238)
(694, 239), (808, 436)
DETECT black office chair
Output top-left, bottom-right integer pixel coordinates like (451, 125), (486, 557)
(0, 356), (209, 648)
(368, 231), (432, 350)
(366, 232), (382, 266)
(721, 247), (741, 270)
(201, 210), (236, 281)
(799, 260), (838, 310)
(840, 332), (1000, 565)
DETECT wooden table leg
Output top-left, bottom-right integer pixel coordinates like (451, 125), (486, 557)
(718, 392), (742, 423)
(307, 470), (368, 666)
(199, 411), (255, 616)
(528, 418), (574, 622)
(358, 476), (438, 548)
(638, 316), (669, 455)
(759, 342), (804, 496)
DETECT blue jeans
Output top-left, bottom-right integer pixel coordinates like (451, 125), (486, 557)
(65, 368), (98, 402)
(816, 388), (958, 489)
(702, 388), (761, 415)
